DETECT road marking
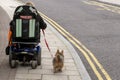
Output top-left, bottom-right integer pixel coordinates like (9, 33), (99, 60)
(83, 1), (120, 14)
(39, 12), (111, 80)
(97, 8), (105, 10)
(82, 1), (120, 80)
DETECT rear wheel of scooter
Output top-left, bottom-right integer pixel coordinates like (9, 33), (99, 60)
(31, 60), (37, 69)
(37, 51), (41, 65)
(9, 52), (17, 68)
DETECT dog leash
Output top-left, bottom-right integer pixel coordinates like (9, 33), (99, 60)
(42, 29), (54, 58)
(42, 29), (51, 52)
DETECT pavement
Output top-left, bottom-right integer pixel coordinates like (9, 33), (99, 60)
(0, 0), (120, 80)
(0, 0), (91, 80)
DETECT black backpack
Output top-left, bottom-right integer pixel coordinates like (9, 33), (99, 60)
(11, 5), (40, 42)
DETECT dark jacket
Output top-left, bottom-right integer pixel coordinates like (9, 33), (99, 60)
(37, 13), (47, 30)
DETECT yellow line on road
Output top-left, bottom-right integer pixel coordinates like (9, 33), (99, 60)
(83, 1), (120, 80)
(39, 12), (103, 80)
(39, 12), (112, 80)
(38, 12), (112, 80)
(83, 1), (120, 14)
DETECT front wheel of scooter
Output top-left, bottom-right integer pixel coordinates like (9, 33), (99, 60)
(9, 52), (17, 68)
(37, 51), (41, 65)
(31, 60), (37, 69)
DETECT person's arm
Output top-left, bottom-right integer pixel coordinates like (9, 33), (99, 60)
(8, 27), (12, 46)
(8, 21), (13, 46)
(37, 14), (47, 29)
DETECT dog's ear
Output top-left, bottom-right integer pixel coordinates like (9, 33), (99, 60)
(61, 50), (64, 54)
(55, 49), (59, 56)
(57, 49), (59, 53)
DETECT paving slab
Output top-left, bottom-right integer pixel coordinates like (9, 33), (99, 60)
(0, 0), (93, 80)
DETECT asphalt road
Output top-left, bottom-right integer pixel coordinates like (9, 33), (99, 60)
(21, 0), (120, 80)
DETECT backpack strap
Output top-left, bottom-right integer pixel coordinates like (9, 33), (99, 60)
(29, 6), (37, 15)
(16, 6), (23, 13)
(29, 19), (35, 37)
(16, 19), (22, 37)
(15, 19), (36, 38)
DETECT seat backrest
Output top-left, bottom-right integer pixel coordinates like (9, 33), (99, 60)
(12, 5), (40, 42)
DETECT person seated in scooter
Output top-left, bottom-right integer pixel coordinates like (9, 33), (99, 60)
(6, 2), (47, 55)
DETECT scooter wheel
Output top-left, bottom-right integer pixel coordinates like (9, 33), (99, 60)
(31, 61), (37, 69)
(9, 53), (17, 68)
(37, 52), (41, 65)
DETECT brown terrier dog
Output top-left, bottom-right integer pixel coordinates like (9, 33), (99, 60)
(53, 49), (64, 73)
